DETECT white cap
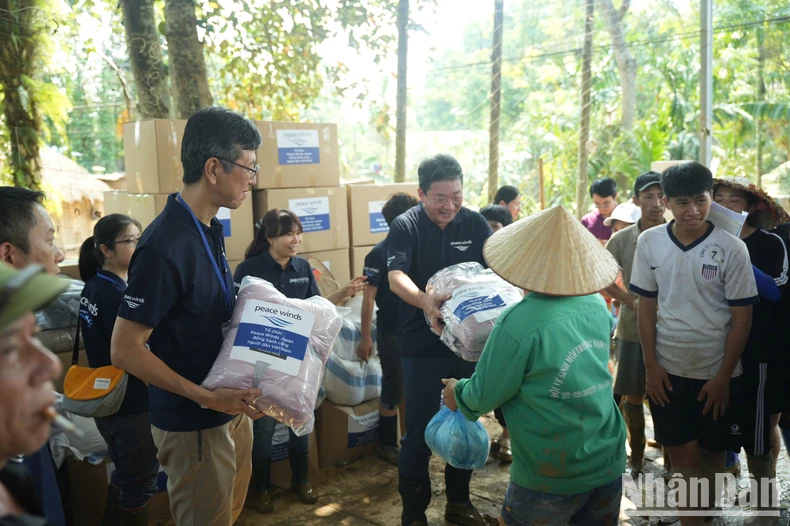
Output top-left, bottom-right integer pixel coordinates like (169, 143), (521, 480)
(603, 202), (641, 226)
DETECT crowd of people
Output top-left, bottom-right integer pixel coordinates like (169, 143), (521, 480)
(1, 105), (789, 526)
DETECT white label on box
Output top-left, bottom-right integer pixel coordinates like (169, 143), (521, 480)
(216, 207), (232, 237)
(271, 423), (290, 462)
(289, 197), (331, 233)
(93, 378), (111, 390)
(368, 200), (389, 234)
(445, 284), (506, 323)
(230, 299), (315, 376)
(322, 260), (331, 271)
(276, 129), (320, 165)
(347, 410), (380, 448)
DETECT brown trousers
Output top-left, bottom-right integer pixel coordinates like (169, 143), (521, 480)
(151, 415), (253, 525)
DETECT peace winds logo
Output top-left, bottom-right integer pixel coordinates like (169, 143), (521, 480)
(300, 206), (319, 214)
(263, 316), (293, 329)
(123, 295), (144, 309)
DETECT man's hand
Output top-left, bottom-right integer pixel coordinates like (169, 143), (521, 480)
(423, 291), (451, 335)
(698, 374), (730, 421)
(645, 363), (672, 407)
(629, 296), (639, 314)
(441, 378), (458, 411)
(357, 335), (374, 363)
(200, 387), (265, 420)
(341, 276), (368, 298)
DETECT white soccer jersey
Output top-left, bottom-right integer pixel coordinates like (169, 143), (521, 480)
(630, 222), (758, 380)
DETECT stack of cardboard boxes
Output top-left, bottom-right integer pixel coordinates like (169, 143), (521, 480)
(347, 182), (419, 284)
(108, 119), (255, 271)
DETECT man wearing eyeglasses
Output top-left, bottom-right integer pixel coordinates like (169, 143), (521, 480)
(387, 154), (496, 526)
(111, 107), (264, 526)
(0, 186), (67, 526)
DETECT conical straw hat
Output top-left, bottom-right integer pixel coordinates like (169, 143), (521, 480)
(712, 176), (790, 229)
(483, 205), (621, 296)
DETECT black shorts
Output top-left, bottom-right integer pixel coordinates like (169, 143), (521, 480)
(741, 362), (780, 457)
(649, 373), (743, 452)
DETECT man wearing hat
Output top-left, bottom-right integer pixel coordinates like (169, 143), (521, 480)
(712, 176), (788, 513)
(603, 171), (665, 474)
(387, 153), (495, 526)
(441, 206), (626, 526)
(0, 263), (69, 524)
(0, 187), (67, 526)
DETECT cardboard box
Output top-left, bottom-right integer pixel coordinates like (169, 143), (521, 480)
(651, 160), (691, 174)
(124, 119), (186, 194)
(59, 260), (81, 281)
(252, 187), (349, 253)
(270, 425), (320, 485)
(103, 191), (130, 217)
(128, 194), (254, 261)
(254, 121), (340, 189)
(316, 399), (381, 468)
(301, 248), (351, 287)
(350, 245), (375, 278)
(347, 183), (419, 246)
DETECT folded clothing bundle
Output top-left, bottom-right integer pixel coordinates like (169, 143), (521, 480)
(426, 262), (522, 361)
(201, 276), (343, 436)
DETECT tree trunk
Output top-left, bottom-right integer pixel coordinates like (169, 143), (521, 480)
(0, 0), (44, 189)
(488, 0), (504, 202)
(121, 0), (170, 119)
(394, 0), (409, 183)
(576, 0), (594, 220)
(164, 0), (213, 119)
(598, 0), (635, 131)
(755, 25), (765, 188)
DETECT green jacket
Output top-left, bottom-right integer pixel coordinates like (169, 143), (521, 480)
(455, 292), (626, 494)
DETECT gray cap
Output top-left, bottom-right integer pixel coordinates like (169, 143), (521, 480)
(633, 171), (661, 194)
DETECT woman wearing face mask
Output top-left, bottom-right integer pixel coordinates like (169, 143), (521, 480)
(236, 209), (365, 514)
(0, 264), (68, 525)
(78, 214), (160, 526)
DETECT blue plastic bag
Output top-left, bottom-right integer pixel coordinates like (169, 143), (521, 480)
(425, 406), (490, 470)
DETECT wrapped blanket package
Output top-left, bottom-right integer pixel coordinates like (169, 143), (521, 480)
(322, 300), (383, 406)
(426, 262), (522, 361)
(201, 276), (343, 436)
(425, 406), (490, 470)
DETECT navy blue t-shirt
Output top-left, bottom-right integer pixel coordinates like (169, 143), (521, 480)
(363, 240), (400, 335)
(387, 204), (491, 358)
(117, 194), (236, 432)
(233, 252), (319, 300)
(80, 270), (148, 415)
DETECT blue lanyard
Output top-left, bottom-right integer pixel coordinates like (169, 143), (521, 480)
(96, 271), (125, 291)
(176, 194), (233, 313)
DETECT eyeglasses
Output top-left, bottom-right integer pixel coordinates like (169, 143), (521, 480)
(110, 237), (141, 248)
(427, 194), (463, 206)
(217, 158), (260, 180)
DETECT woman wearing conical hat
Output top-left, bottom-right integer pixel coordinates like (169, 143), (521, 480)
(441, 206), (627, 526)
(712, 176), (789, 510)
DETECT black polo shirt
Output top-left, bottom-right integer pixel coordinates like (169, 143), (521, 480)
(233, 252), (319, 300)
(80, 269), (147, 415)
(118, 194), (235, 432)
(387, 204), (492, 358)
(742, 228), (787, 364)
(363, 240), (399, 336)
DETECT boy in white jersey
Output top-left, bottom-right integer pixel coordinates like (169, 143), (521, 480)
(630, 162), (757, 525)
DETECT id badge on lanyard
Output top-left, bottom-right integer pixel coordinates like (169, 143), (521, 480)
(176, 194), (233, 317)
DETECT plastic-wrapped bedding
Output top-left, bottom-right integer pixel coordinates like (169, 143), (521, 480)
(201, 276), (343, 436)
(426, 262), (522, 361)
(323, 303), (382, 406)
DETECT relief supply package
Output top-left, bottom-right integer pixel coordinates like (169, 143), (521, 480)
(425, 406), (490, 470)
(426, 262), (522, 361)
(201, 276), (343, 436)
(322, 299), (382, 406)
